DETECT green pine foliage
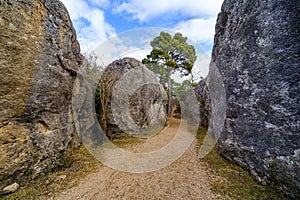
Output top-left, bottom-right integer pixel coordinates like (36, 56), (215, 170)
(142, 32), (196, 115)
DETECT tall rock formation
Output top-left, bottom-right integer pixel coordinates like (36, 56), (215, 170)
(0, 0), (82, 191)
(208, 0), (300, 197)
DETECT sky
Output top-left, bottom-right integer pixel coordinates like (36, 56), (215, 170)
(60, 0), (223, 78)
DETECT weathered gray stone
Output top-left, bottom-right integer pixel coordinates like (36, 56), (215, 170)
(96, 57), (166, 139)
(0, 0), (82, 191)
(210, 0), (300, 198)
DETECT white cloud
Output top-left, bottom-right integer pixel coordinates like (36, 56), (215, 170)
(93, 36), (133, 65)
(123, 48), (151, 61)
(60, 0), (219, 78)
(114, 0), (221, 57)
(92, 28), (168, 66)
(172, 17), (216, 78)
(61, 0), (116, 52)
(173, 17), (217, 44)
(88, 0), (109, 7)
(115, 0), (223, 22)
(193, 53), (211, 78)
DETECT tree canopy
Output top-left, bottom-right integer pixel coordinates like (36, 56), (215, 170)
(143, 32), (196, 75)
(142, 32), (197, 115)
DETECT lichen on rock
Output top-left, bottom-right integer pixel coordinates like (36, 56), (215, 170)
(205, 0), (300, 198)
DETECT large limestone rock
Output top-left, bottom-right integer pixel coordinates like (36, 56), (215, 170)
(96, 57), (166, 139)
(0, 0), (82, 190)
(210, 0), (300, 197)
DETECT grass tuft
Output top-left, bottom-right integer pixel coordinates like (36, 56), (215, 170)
(196, 128), (288, 200)
(111, 136), (145, 149)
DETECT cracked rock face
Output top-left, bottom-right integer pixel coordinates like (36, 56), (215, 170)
(211, 0), (300, 197)
(0, 0), (82, 190)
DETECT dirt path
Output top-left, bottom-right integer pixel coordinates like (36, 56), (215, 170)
(53, 118), (223, 200)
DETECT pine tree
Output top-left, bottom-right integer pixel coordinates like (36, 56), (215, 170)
(142, 32), (196, 115)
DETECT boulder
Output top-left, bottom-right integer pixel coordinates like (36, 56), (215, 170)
(96, 57), (166, 139)
(0, 0), (82, 191)
(211, 0), (300, 197)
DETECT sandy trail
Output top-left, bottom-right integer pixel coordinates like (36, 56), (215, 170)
(54, 118), (222, 200)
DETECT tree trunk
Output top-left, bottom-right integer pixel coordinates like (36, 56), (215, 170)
(101, 114), (107, 136)
(167, 71), (172, 116)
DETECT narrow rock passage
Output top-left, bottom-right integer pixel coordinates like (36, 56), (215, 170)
(54, 118), (222, 200)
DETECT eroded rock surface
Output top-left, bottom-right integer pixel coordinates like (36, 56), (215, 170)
(0, 0), (82, 191)
(96, 58), (166, 139)
(210, 0), (300, 197)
